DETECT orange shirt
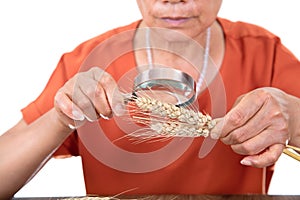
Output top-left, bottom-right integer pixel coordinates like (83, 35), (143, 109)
(22, 18), (300, 195)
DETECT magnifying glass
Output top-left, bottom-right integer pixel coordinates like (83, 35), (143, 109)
(132, 67), (196, 107)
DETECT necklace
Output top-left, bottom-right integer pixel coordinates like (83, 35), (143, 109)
(145, 27), (211, 98)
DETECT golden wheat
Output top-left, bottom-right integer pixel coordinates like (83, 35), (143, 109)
(126, 96), (216, 140)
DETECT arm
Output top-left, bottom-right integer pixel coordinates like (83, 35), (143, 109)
(0, 67), (123, 199)
(0, 110), (72, 199)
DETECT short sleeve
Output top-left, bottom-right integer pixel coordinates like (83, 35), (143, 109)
(271, 40), (300, 97)
(21, 54), (70, 124)
(21, 53), (80, 156)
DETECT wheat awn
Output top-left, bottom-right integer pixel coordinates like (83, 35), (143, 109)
(125, 96), (216, 141)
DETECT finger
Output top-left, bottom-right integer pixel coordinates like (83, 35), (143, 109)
(230, 127), (287, 156)
(93, 81), (113, 119)
(87, 69), (114, 118)
(93, 68), (126, 117)
(232, 94), (245, 107)
(73, 84), (100, 122)
(240, 144), (285, 168)
(54, 91), (85, 121)
(220, 108), (270, 145)
(210, 118), (223, 139)
(211, 90), (267, 139)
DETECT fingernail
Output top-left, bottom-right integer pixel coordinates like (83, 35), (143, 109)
(113, 103), (126, 116)
(99, 113), (110, 120)
(241, 159), (252, 166)
(72, 110), (85, 121)
(84, 115), (98, 122)
(210, 132), (219, 139)
(68, 124), (76, 130)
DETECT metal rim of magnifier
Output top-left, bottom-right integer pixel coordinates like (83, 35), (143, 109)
(133, 68), (196, 107)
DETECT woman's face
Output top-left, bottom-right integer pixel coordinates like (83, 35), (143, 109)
(136, 0), (222, 40)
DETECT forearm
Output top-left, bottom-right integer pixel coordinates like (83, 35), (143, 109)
(0, 108), (73, 198)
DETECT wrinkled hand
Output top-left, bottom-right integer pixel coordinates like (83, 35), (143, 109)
(54, 67), (125, 129)
(210, 87), (300, 168)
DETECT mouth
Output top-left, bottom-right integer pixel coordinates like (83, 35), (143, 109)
(161, 17), (191, 26)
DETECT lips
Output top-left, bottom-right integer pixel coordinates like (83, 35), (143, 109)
(161, 17), (191, 26)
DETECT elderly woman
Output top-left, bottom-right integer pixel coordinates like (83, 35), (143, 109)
(1, 0), (300, 198)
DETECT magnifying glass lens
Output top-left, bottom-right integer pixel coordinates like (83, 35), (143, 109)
(133, 68), (196, 107)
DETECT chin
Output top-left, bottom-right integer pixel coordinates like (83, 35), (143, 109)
(151, 27), (197, 43)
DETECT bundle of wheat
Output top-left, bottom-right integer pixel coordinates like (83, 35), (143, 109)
(124, 96), (216, 141)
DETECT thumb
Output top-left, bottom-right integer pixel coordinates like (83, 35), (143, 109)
(210, 117), (224, 139)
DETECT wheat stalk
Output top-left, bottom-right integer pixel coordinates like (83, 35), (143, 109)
(127, 96), (216, 140)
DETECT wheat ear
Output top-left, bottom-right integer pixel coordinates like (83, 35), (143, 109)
(128, 96), (216, 139)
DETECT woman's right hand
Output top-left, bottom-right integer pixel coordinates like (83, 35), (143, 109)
(54, 67), (125, 130)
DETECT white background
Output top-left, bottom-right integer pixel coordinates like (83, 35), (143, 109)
(0, 0), (299, 197)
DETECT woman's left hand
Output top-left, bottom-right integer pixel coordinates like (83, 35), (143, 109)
(210, 87), (300, 168)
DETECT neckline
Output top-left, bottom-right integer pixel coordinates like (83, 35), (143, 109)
(131, 18), (226, 96)
(144, 26), (211, 97)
